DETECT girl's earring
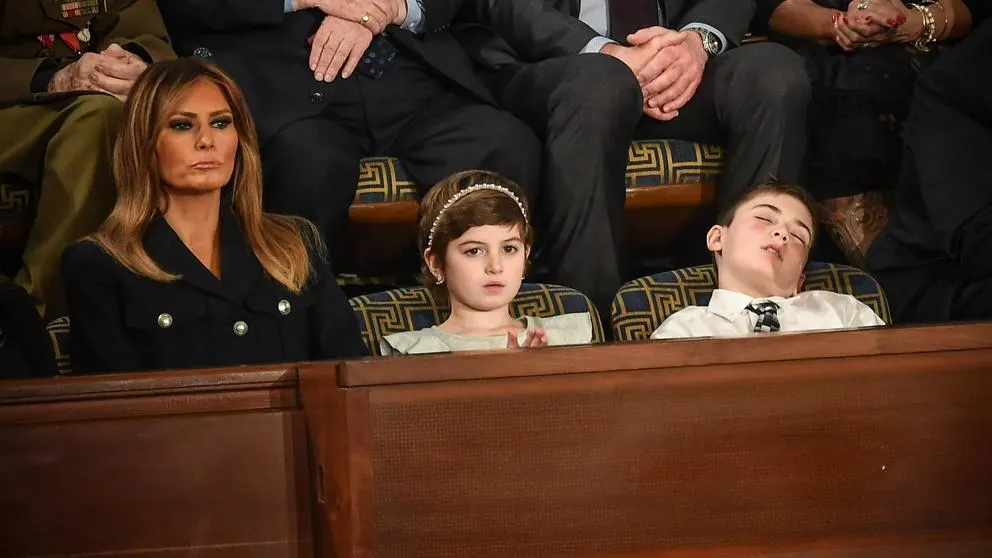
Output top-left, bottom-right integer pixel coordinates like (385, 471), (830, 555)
(435, 275), (445, 285)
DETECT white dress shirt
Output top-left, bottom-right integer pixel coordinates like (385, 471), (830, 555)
(650, 289), (886, 340)
(578, 0), (727, 55)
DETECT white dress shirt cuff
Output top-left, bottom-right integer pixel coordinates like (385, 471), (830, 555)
(581, 36), (617, 55)
(284, 0), (295, 13)
(401, 0), (425, 33)
(680, 22), (727, 54)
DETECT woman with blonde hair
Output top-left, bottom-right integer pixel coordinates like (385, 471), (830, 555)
(62, 58), (368, 374)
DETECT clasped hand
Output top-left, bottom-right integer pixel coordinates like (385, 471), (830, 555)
(832, 0), (916, 51)
(300, 0), (408, 81)
(48, 43), (147, 100)
(604, 27), (708, 122)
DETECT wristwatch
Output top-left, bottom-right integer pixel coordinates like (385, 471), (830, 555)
(688, 28), (721, 58)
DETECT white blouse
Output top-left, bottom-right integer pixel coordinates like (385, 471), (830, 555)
(650, 289), (885, 340)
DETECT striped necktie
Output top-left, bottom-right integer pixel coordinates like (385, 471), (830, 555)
(746, 301), (781, 333)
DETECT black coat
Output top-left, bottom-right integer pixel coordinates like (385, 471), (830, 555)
(157, 0), (496, 141)
(62, 208), (369, 374)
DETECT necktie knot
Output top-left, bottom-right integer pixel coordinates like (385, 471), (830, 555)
(746, 301), (781, 333)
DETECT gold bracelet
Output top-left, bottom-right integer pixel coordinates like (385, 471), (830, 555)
(931, 1), (950, 40)
(910, 3), (936, 52)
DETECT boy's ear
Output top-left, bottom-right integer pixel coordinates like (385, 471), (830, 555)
(705, 225), (725, 253)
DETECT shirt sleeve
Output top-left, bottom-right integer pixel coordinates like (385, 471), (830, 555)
(284, 0), (294, 12)
(580, 36), (616, 54)
(680, 22), (728, 54)
(650, 310), (699, 339)
(400, 0), (425, 33)
(844, 298), (887, 328)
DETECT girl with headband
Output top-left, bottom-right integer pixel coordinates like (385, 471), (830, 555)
(380, 170), (593, 355)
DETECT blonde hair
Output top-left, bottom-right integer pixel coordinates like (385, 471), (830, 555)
(87, 58), (320, 293)
(417, 170), (533, 300)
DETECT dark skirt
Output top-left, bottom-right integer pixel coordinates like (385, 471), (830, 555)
(788, 39), (936, 200)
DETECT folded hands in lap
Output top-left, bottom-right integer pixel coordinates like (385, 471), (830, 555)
(832, 0), (917, 51)
(309, 16), (373, 81)
(48, 43), (147, 100)
(603, 27), (707, 122)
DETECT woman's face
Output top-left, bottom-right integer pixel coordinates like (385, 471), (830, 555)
(156, 79), (238, 194)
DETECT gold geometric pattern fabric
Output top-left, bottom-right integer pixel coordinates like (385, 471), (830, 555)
(354, 157), (418, 203)
(625, 140), (724, 189)
(350, 283), (604, 356)
(0, 177), (35, 251)
(611, 262), (891, 341)
(350, 140), (726, 204)
(46, 316), (72, 375)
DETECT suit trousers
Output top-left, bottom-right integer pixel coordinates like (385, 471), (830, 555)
(261, 49), (541, 249)
(487, 42), (810, 322)
(0, 93), (121, 320)
(867, 20), (992, 322)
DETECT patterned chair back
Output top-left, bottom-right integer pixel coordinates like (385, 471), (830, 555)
(350, 283), (604, 356)
(611, 262), (891, 341)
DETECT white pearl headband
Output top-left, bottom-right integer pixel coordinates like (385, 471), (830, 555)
(426, 183), (529, 250)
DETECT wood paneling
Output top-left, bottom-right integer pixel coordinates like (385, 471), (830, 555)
(325, 323), (992, 557)
(0, 367), (316, 558)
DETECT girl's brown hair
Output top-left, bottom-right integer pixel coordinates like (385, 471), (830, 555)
(417, 170), (533, 298)
(87, 58), (320, 293)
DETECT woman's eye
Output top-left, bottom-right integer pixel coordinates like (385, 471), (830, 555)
(465, 248), (482, 256)
(792, 233), (807, 245)
(503, 245), (519, 253)
(211, 117), (232, 129)
(168, 119), (192, 131)
(755, 216), (772, 223)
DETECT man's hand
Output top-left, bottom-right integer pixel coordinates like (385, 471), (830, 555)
(295, 0), (406, 34)
(48, 44), (146, 100)
(309, 16), (373, 81)
(600, 28), (687, 85)
(631, 28), (707, 121)
(89, 43), (147, 98)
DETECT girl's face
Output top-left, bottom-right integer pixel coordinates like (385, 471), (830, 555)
(435, 223), (528, 312)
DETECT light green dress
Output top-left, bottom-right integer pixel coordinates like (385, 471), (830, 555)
(379, 313), (594, 356)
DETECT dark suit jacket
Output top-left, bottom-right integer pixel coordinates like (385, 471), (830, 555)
(62, 207), (369, 375)
(458, 0), (757, 70)
(157, 0), (495, 141)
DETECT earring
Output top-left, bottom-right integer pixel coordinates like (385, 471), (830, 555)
(435, 275), (445, 285)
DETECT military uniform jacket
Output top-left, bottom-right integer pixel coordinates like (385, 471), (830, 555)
(0, 0), (174, 105)
(61, 207), (370, 374)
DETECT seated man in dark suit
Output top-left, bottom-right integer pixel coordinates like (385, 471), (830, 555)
(158, 0), (540, 248)
(867, 19), (992, 323)
(456, 0), (810, 319)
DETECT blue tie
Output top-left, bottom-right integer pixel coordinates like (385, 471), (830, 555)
(357, 34), (398, 78)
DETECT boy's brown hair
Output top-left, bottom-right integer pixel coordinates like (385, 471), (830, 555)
(417, 170), (533, 299)
(717, 183), (821, 247)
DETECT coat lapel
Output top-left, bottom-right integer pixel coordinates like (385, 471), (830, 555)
(218, 205), (263, 302)
(142, 206), (263, 304)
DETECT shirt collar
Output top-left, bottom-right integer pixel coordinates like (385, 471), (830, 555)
(708, 289), (790, 321)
